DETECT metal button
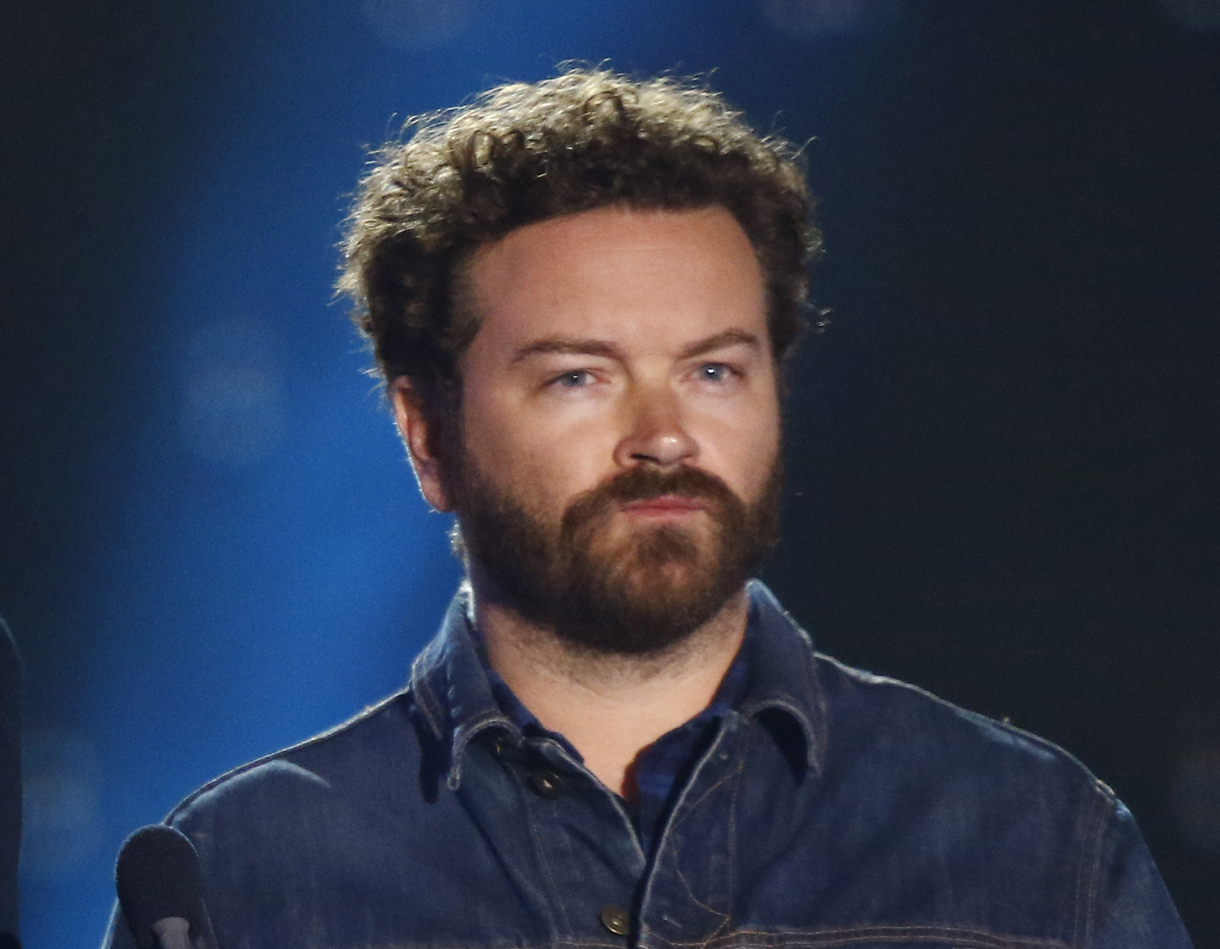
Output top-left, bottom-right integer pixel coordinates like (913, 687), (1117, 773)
(599, 905), (631, 937)
(526, 768), (565, 799)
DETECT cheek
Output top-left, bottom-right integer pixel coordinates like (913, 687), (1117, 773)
(690, 394), (781, 497)
(460, 391), (617, 507)
(733, 424), (782, 500)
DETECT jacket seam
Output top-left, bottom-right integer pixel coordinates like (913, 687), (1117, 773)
(677, 925), (1074, 949)
(412, 667), (446, 740)
(1074, 781), (1115, 949)
(358, 932), (1074, 949)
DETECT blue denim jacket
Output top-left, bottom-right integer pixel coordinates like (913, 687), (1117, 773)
(103, 581), (1191, 949)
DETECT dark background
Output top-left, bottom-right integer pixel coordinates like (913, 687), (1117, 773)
(2, 0), (1217, 945)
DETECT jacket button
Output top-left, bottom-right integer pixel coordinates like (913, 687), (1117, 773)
(526, 768), (565, 798)
(599, 905), (631, 936)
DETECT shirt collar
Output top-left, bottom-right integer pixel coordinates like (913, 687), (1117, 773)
(408, 579), (827, 789)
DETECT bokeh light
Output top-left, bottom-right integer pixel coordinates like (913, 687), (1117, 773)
(362, 0), (480, 49)
(757, 0), (900, 39)
(181, 320), (285, 468)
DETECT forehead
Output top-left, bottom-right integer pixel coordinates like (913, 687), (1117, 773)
(461, 205), (768, 360)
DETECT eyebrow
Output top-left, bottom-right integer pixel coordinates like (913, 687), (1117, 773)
(510, 329), (762, 365)
(677, 329), (762, 360)
(511, 338), (624, 364)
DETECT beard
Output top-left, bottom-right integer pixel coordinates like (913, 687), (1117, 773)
(450, 451), (781, 657)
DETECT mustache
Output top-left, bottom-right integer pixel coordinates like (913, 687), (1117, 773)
(562, 465), (740, 532)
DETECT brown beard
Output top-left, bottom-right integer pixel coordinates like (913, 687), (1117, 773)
(451, 454), (781, 656)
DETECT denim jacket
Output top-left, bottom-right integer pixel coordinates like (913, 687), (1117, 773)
(103, 581), (1191, 949)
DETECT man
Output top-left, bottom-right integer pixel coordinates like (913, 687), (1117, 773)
(104, 69), (1191, 948)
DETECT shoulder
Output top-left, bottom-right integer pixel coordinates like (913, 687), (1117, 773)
(166, 689), (435, 836)
(809, 651), (1120, 857)
(814, 651), (1105, 784)
(797, 654), (1191, 942)
(746, 581), (1110, 806)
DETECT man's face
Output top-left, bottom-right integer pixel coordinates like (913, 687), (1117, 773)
(433, 205), (782, 654)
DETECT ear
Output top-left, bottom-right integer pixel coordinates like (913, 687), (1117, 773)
(390, 377), (453, 513)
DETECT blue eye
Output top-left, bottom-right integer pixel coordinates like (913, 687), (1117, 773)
(554, 370), (593, 388)
(699, 363), (733, 383)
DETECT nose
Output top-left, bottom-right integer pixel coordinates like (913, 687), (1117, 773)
(613, 384), (698, 469)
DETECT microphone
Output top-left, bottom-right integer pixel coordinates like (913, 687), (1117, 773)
(115, 825), (206, 949)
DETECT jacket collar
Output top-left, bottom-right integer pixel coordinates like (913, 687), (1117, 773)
(408, 579), (827, 789)
(736, 580), (827, 774)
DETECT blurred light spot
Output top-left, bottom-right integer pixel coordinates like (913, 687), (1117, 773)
(181, 320), (285, 467)
(21, 731), (102, 880)
(362, 0), (478, 49)
(1156, 0), (1220, 30)
(1172, 749), (1220, 853)
(758, 0), (900, 39)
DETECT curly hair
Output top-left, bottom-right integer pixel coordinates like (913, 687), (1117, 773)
(337, 67), (820, 412)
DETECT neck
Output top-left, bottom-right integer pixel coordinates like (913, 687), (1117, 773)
(470, 577), (750, 800)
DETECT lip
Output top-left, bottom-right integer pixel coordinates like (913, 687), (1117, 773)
(618, 494), (710, 518)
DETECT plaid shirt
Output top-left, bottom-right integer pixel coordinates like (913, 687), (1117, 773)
(481, 632), (750, 857)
